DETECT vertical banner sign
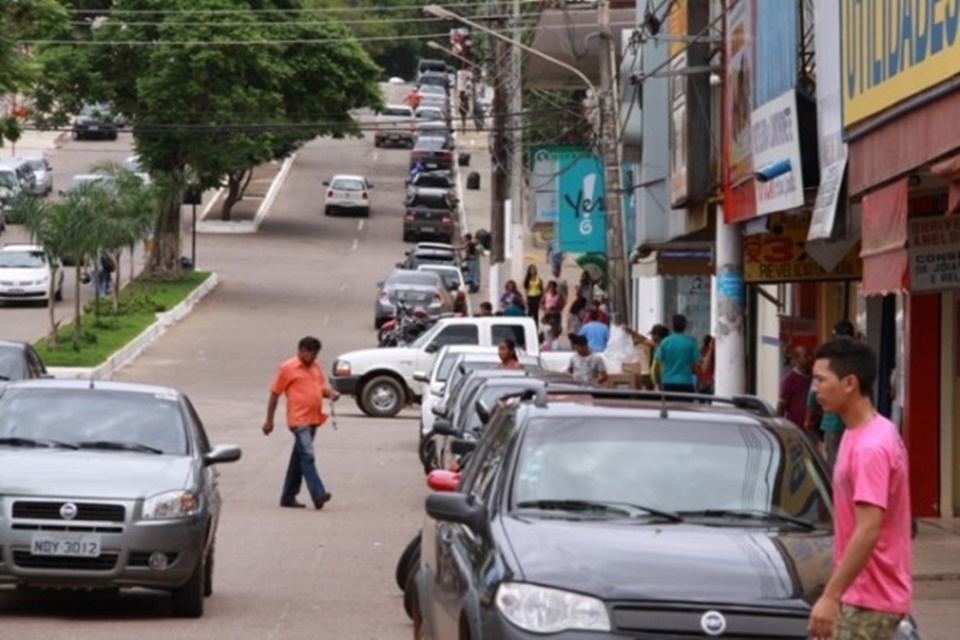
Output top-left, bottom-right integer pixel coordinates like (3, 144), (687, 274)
(726, 0), (754, 185)
(529, 145), (589, 226)
(908, 217), (960, 292)
(751, 90), (804, 215)
(668, 0), (689, 207)
(809, 0), (848, 241)
(558, 155), (608, 253)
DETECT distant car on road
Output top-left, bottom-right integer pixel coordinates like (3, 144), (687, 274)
(0, 244), (64, 305)
(375, 267), (453, 328)
(417, 264), (469, 315)
(0, 341), (50, 382)
(324, 174), (373, 217)
(16, 156), (54, 196)
(72, 103), (119, 141)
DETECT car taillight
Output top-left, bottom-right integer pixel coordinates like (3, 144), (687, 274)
(326, 189), (334, 198)
(404, 212), (415, 221)
(361, 191), (368, 200)
(433, 292), (442, 303)
(456, 291), (465, 302)
(379, 289), (391, 300)
(442, 215), (452, 223)
(411, 151), (423, 159)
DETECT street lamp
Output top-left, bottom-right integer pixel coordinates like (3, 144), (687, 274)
(423, 3), (631, 325)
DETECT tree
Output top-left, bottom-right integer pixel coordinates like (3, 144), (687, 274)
(30, 0), (383, 275)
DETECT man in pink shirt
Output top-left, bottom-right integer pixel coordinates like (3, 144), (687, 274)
(807, 339), (911, 640)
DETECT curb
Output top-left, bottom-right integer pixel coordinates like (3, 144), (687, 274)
(48, 272), (220, 381)
(196, 154), (296, 235)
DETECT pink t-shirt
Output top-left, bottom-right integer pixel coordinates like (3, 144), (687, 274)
(832, 413), (912, 614)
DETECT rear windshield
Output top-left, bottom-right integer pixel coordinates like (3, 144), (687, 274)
(382, 107), (412, 117)
(408, 193), (449, 209)
(386, 270), (441, 287)
(416, 108), (444, 120)
(415, 137), (446, 151)
(25, 160), (46, 172)
(331, 178), (364, 191)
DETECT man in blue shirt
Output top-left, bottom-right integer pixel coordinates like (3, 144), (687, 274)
(653, 314), (701, 394)
(579, 309), (610, 353)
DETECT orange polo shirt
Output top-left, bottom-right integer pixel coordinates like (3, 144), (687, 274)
(270, 356), (329, 428)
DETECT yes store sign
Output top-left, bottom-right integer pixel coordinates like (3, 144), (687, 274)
(557, 154), (608, 254)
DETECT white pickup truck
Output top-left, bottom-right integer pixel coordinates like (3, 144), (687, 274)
(373, 104), (416, 148)
(330, 316), (570, 417)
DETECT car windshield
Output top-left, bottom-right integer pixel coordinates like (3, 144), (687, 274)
(0, 170), (17, 188)
(382, 107), (412, 117)
(413, 175), (452, 188)
(0, 250), (46, 269)
(0, 347), (28, 381)
(80, 104), (111, 116)
(415, 138), (446, 152)
(420, 267), (459, 290)
(24, 159), (46, 172)
(512, 417), (832, 525)
(416, 109), (444, 120)
(0, 388), (189, 455)
(331, 178), (365, 191)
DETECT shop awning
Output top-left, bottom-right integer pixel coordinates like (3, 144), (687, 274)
(860, 178), (909, 296)
(930, 153), (960, 215)
(632, 227), (714, 276)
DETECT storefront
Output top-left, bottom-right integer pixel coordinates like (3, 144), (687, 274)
(840, 1), (960, 517)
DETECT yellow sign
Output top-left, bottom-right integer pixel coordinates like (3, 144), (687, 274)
(841, 0), (960, 127)
(744, 213), (863, 283)
(668, 0), (687, 57)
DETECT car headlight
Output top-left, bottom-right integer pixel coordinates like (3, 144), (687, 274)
(333, 360), (351, 377)
(495, 582), (610, 634)
(142, 490), (199, 520)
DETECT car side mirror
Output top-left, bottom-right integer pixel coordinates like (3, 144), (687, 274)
(432, 418), (456, 436)
(367, 183), (375, 189)
(450, 439), (476, 457)
(322, 181), (330, 186)
(413, 371), (428, 383)
(426, 470), (460, 492)
(425, 343), (440, 354)
(376, 280), (384, 288)
(426, 493), (487, 533)
(203, 444), (242, 466)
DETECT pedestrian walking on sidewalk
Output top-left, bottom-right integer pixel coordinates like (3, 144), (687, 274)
(262, 336), (338, 510)
(778, 345), (813, 430)
(499, 279), (521, 311)
(523, 264), (544, 330)
(461, 233), (480, 292)
(458, 90), (469, 131)
(540, 280), (565, 336)
(578, 309), (609, 354)
(653, 314), (701, 394)
(808, 338), (912, 640)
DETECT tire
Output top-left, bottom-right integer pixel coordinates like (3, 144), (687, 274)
(394, 534), (421, 591)
(403, 565), (418, 619)
(374, 138), (381, 148)
(170, 555), (205, 618)
(203, 546), (214, 597)
(361, 207), (370, 218)
(418, 438), (439, 475)
(360, 375), (405, 418)
(324, 205), (332, 216)
(403, 230), (413, 243)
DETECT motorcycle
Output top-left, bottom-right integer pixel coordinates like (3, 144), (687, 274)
(377, 303), (433, 347)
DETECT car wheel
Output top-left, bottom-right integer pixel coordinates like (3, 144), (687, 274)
(361, 207), (370, 218)
(324, 205), (332, 216)
(360, 375), (405, 417)
(108, 132), (118, 141)
(71, 130), (79, 140)
(394, 533), (421, 591)
(170, 555), (205, 618)
(374, 138), (382, 148)
(403, 231), (413, 243)
(203, 546), (215, 597)
(403, 565), (418, 619)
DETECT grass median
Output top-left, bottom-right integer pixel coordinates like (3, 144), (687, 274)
(34, 271), (212, 367)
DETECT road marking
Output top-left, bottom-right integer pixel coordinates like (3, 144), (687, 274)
(351, 238), (359, 251)
(357, 219), (364, 231)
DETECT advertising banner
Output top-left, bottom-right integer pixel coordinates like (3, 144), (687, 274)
(809, 0), (849, 242)
(908, 216), (960, 292)
(751, 90), (804, 215)
(726, 0), (754, 185)
(529, 145), (586, 226)
(557, 155), (608, 254)
(841, 0), (960, 128)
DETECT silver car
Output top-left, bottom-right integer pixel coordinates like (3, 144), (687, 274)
(0, 379), (241, 617)
(374, 268), (453, 328)
(16, 157), (53, 196)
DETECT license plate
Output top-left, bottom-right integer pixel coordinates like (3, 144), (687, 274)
(421, 226), (435, 233)
(31, 533), (102, 557)
(7, 288), (24, 293)
(88, 125), (99, 131)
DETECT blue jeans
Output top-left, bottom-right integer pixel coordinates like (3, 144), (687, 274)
(465, 257), (479, 290)
(281, 426), (327, 503)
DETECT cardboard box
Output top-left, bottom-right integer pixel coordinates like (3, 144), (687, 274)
(604, 373), (640, 389)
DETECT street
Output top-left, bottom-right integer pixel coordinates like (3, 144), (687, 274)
(0, 127), (428, 638)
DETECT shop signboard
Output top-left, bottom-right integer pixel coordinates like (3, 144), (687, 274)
(726, 0), (754, 185)
(744, 212), (862, 283)
(557, 154), (608, 253)
(841, 0), (960, 128)
(751, 90), (805, 216)
(908, 216), (960, 292)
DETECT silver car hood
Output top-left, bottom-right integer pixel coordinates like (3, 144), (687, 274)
(0, 449), (195, 499)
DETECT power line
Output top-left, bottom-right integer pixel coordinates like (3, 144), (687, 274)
(66, 1), (545, 15)
(17, 32), (452, 46)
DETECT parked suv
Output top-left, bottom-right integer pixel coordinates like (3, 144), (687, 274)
(72, 103), (120, 140)
(414, 389), (844, 639)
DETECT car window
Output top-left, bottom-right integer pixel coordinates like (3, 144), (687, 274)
(512, 417), (833, 524)
(330, 178), (365, 191)
(415, 109), (444, 120)
(0, 169), (18, 188)
(24, 346), (46, 377)
(407, 193), (449, 209)
(492, 324), (527, 351)
(462, 410), (518, 502)
(0, 388), (190, 455)
(387, 270), (441, 287)
(382, 107), (412, 117)
(414, 175), (453, 188)
(429, 325), (479, 350)
(0, 348), (28, 381)
(414, 137), (445, 151)
(183, 398), (211, 454)
(0, 250), (46, 269)
(420, 267), (460, 290)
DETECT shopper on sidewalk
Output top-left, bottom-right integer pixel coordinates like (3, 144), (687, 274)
(499, 280), (521, 311)
(778, 345), (813, 430)
(653, 314), (701, 394)
(568, 334), (607, 386)
(578, 309), (609, 354)
(808, 338), (912, 640)
(262, 336), (338, 510)
(523, 265), (544, 330)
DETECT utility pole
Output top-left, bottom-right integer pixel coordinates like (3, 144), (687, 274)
(507, 0), (524, 286)
(597, 0), (630, 325)
(489, 5), (508, 267)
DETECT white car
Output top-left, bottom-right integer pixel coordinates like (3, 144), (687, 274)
(323, 174), (373, 217)
(0, 244), (64, 305)
(0, 166), (22, 205)
(17, 157), (53, 196)
(415, 345), (500, 438)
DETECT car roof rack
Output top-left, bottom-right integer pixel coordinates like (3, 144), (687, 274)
(524, 387), (777, 419)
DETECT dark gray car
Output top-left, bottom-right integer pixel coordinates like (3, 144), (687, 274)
(0, 380), (241, 617)
(375, 268), (454, 328)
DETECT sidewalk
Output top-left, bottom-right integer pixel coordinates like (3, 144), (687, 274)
(1, 128), (67, 159)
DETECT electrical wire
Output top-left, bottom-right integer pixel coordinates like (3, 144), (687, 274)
(67, 1), (546, 15)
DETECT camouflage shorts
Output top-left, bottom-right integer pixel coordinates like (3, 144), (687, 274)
(832, 604), (903, 640)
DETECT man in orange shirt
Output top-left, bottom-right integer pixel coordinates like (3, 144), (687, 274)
(263, 336), (339, 509)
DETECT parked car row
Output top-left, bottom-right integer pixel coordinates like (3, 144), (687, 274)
(0, 156), (54, 206)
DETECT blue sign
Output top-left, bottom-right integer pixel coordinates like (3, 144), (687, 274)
(557, 155), (607, 254)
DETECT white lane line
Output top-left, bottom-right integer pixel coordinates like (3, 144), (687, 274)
(357, 219), (364, 231)
(351, 238), (359, 251)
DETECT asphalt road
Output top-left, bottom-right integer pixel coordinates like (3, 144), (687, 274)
(0, 126), (428, 638)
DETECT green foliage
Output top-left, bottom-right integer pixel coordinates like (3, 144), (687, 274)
(34, 271), (212, 366)
(523, 89), (592, 148)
